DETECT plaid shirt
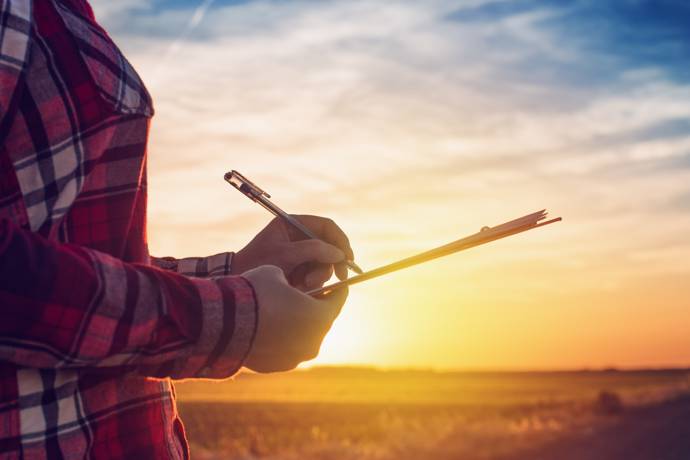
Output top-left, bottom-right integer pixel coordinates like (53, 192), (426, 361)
(0, 0), (258, 458)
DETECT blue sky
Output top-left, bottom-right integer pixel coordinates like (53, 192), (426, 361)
(97, 0), (690, 84)
(88, 0), (690, 368)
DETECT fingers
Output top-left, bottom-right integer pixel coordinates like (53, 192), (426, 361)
(315, 285), (349, 323)
(243, 264), (287, 284)
(241, 265), (349, 373)
(305, 264), (334, 289)
(286, 239), (345, 267)
(288, 215), (356, 281)
(334, 261), (348, 281)
(289, 262), (333, 291)
(292, 215), (355, 262)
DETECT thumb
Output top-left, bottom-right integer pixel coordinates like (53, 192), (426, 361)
(315, 285), (349, 324)
(286, 239), (345, 267)
(242, 264), (289, 284)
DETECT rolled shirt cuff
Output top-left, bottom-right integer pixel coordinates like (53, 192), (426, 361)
(171, 275), (258, 379)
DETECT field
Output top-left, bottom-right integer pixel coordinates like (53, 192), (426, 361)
(175, 368), (690, 459)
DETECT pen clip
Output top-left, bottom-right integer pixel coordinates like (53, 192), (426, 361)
(224, 170), (271, 201)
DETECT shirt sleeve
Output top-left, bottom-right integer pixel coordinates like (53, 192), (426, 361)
(0, 218), (258, 380)
(151, 252), (234, 278)
(0, 1), (32, 134)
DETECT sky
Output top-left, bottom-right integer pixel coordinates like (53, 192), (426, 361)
(89, 0), (690, 370)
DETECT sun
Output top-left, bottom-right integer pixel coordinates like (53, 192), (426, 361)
(307, 289), (378, 367)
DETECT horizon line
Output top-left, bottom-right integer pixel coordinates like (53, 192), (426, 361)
(297, 364), (690, 374)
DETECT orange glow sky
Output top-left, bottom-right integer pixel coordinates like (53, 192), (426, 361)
(91, 0), (690, 370)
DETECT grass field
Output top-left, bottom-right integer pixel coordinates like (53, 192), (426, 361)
(175, 368), (690, 459)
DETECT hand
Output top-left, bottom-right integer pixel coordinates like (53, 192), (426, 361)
(242, 265), (348, 372)
(232, 215), (355, 291)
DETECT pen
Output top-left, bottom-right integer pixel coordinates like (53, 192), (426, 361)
(224, 170), (364, 275)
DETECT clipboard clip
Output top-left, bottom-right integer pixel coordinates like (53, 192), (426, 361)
(224, 170), (271, 201)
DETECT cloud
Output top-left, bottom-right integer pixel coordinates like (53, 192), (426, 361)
(84, 1), (690, 262)
(447, 0), (690, 84)
(590, 117), (690, 148)
(669, 188), (690, 212)
(148, 0), (217, 83)
(88, 0), (153, 30)
(87, 2), (690, 365)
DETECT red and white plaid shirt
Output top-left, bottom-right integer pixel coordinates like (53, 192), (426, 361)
(0, 0), (258, 458)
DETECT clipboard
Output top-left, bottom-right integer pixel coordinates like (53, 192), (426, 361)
(307, 210), (561, 296)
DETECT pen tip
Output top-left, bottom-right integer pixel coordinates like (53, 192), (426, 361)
(348, 261), (364, 275)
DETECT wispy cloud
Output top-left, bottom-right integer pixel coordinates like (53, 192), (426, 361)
(100, 0), (690, 268)
(150, 0), (216, 83)
(95, 1), (690, 258)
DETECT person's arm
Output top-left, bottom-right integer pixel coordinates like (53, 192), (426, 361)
(151, 215), (358, 289)
(151, 252), (233, 278)
(0, 218), (257, 379)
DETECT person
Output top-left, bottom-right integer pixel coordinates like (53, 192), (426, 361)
(0, 0), (352, 457)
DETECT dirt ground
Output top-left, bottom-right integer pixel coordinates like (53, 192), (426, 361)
(499, 394), (690, 460)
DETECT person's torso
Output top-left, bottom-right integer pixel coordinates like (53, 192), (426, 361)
(0, 1), (187, 457)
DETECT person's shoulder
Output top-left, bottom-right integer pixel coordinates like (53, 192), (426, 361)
(56, 0), (97, 23)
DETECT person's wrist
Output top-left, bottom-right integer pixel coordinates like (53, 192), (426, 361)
(193, 275), (259, 378)
(230, 247), (248, 275)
